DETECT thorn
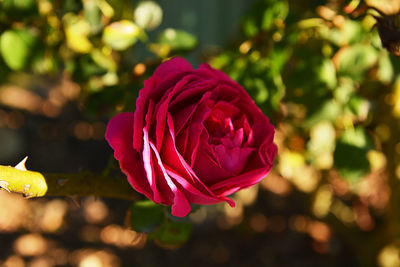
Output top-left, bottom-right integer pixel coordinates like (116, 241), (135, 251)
(15, 156), (28, 171)
(0, 181), (10, 192)
(69, 195), (81, 208)
(57, 179), (69, 186)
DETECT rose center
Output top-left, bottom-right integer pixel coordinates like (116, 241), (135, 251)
(204, 109), (235, 142)
(202, 106), (255, 174)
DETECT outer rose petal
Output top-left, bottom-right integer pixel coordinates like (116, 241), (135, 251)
(105, 113), (152, 199)
(133, 58), (192, 151)
(153, 57), (193, 78)
(150, 142), (191, 217)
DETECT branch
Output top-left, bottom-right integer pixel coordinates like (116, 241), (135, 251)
(0, 158), (138, 200)
(44, 172), (138, 200)
(0, 164), (47, 197)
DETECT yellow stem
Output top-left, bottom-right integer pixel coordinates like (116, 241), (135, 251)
(0, 164), (138, 200)
(0, 165), (47, 197)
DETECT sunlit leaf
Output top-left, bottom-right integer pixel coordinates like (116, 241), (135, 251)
(377, 51), (394, 83)
(325, 19), (364, 46)
(156, 28), (197, 52)
(31, 49), (58, 74)
(0, 28), (37, 70)
(305, 100), (341, 128)
(334, 127), (372, 182)
(103, 20), (144, 51)
(63, 13), (93, 53)
(335, 44), (378, 82)
(91, 48), (117, 72)
(318, 59), (337, 90)
(347, 95), (370, 121)
(84, 0), (102, 33)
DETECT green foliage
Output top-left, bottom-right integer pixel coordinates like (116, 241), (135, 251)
(0, 0), (196, 113)
(102, 20), (144, 51)
(151, 29), (198, 57)
(334, 127), (372, 182)
(129, 200), (192, 247)
(149, 220), (192, 247)
(211, 0), (393, 186)
(242, 0), (288, 37)
(0, 28), (37, 70)
(336, 44), (378, 83)
(2, 0), (38, 19)
(129, 200), (165, 233)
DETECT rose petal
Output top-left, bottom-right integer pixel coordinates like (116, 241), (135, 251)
(142, 100), (164, 203)
(149, 142), (190, 217)
(213, 145), (255, 174)
(170, 80), (217, 134)
(166, 166), (235, 207)
(153, 57), (193, 78)
(198, 63), (239, 83)
(192, 142), (232, 186)
(160, 120), (235, 207)
(184, 123), (204, 166)
(105, 112), (153, 199)
(164, 114), (230, 198)
(260, 139), (278, 166)
(210, 167), (273, 196)
(155, 74), (198, 151)
(133, 58), (193, 151)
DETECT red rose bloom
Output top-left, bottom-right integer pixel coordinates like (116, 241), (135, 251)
(106, 57), (277, 217)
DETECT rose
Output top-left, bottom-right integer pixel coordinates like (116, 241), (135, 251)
(106, 57), (277, 217)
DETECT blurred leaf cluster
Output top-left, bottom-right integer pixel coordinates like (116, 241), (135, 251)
(0, 0), (197, 115)
(210, 0), (394, 184)
(209, 0), (400, 264)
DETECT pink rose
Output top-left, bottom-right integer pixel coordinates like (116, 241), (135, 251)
(106, 57), (277, 217)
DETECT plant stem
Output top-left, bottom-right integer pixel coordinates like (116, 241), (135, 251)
(44, 172), (138, 200)
(0, 163), (138, 200)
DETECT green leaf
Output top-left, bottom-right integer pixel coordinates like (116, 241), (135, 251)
(84, 0), (102, 33)
(129, 200), (165, 233)
(0, 28), (37, 70)
(318, 59), (337, 90)
(157, 28), (198, 51)
(325, 19), (364, 46)
(73, 54), (108, 82)
(334, 127), (372, 183)
(377, 51), (394, 84)
(336, 44), (378, 83)
(31, 49), (58, 75)
(347, 95), (370, 121)
(2, 0), (37, 18)
(150, 220), (192, 246)
(63, 13), (93, 53)
(305, 100), (341, 128)
(103, 20), (144, 51)
(261, 0), (288, 31)
(242, 0), (288, 37)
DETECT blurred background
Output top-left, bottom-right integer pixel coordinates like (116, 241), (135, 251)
(0, 0), (400, 266)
